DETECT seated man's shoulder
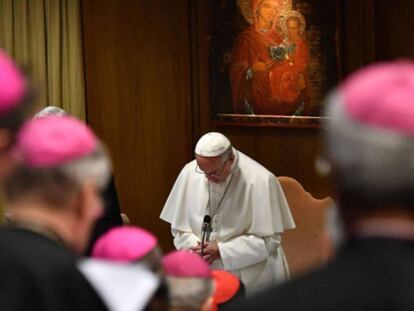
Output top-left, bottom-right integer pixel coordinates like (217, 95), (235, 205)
(0, 227), (76, 271)
(238, 151), (275, 180)
(0, 228), (108, 310)
(178, 160), (200, 182)
(183, 159), (197, 171)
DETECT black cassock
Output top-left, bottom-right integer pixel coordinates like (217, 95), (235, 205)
(86, 175), (123, 256)
(235, 237), (414, 311)
(0, 227), (108, 311)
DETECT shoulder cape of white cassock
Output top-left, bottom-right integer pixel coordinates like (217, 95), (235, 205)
(78, 259), (160, 311)
(160, 150), (295, 239)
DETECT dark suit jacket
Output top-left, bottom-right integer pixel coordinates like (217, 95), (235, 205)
(0, 227), (108, 310)
(234, 237), (414, 311)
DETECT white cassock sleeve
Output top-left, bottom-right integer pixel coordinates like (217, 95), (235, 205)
(172, 229), (200, 250)
(218, 233), (282, 270)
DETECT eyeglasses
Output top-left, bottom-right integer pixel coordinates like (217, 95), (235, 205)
(195, 159), (229, 179)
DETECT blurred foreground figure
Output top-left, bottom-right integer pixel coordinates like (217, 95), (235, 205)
(211, 270), (245, 311)
(33, 105), (123, 255)
(91, 226), (169, 310)
(237, 61), (414, 311)
(0, 116), (110, 310)
(92, 226), (162, 273)
(163, 250), (214, 311)
(0, 50), (33, 181)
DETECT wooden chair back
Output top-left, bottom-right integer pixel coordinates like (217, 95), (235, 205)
(278, 176), (334, 278)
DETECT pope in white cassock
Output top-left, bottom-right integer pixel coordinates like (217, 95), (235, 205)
(160, 132), (295, 294)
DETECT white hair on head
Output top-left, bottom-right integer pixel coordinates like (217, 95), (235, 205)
(61, 143), (112, 191)
(324, 90), (414, 199)
(165, 276), (213, 311)
(220, 146), (234, 161)
(34, 106), (67, 118)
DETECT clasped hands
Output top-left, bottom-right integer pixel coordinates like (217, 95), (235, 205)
(191, 240), (221, 264)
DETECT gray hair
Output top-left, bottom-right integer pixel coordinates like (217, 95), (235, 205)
(34, 106), (67, 118)
(3, 144), (111, 207)
(324, 91), (414, 208)
(165, 276), (213, 311)
(135, 246), (163, 274)
(220, 146), (234, 161)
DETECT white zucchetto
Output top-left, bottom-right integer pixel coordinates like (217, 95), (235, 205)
(194, 132), (231, 157)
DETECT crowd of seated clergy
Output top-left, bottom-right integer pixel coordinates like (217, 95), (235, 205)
(0, 49), (246, 311)
(0, 45), (413, 311)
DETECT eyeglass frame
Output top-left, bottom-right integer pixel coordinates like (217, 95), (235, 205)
(195, 157), (230, 179)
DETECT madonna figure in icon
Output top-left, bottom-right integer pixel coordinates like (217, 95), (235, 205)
(230, 0), (309, 115)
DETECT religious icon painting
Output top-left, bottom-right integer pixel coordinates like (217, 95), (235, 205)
(205, 0), (339, 128)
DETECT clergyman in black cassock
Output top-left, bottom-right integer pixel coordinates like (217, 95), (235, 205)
(0, 116), (112, 310)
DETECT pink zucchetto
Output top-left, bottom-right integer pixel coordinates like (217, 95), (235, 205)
(163, 250), (211, 279)
(92, 226), (158, 262)
(16, 116), (97, 168)
(0, 50), (27, 114)
(340, 60), (414, 135)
